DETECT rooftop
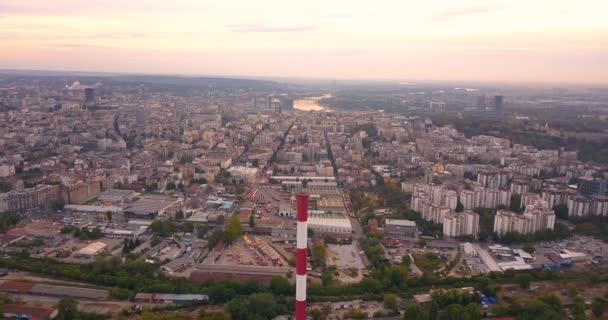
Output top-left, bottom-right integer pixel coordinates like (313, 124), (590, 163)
(385, 219), (416, 227)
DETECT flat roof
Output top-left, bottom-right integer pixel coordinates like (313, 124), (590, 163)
(76, 242), (107, 256)
(125, 195), (181, 215)
(154, 294), (209, 301)
(308, 212), (352, 229)
(31, 284), (108, 300)
(64, 205), (122, 213)
(385, 219), (416, 227)
(98, 189), (138, 198)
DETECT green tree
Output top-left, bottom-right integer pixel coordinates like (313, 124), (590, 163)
(224, 217), (242, 244)
(269, 277), (293, 295)
(592, 297), (606, 318)
(56, 298), (78, 320)
(466, 302), (482, 320)
(510, 194), (522, 212)
(429, 301), (439, 320)
(522, 243), (535, 254)
(403, 304), (425, 320)
(249, 214), (255, 228)
(321, 269), (333, 286)
(311, 244), (326, 266)
(0, 181), (11, 192)
(572, 296), (586, 320)
(248, 293), (279, 319)
(554, 204), (569, 220)
(516, 273), (533, 289)
(110, 287), (131, 300)
(444, 304), (467, 320)
(455, 200), (464, 213)
(383, 293), (398, 314)
(226, 298), (248, 320)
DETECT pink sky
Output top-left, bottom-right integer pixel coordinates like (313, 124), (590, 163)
(2, 0), (608, 84)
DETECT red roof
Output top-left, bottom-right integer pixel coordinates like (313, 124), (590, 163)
(6, 228), (28, 237)
(0, 280), (35, 294)
(1, 304), (57, 320)
(0, 234), (19, 245)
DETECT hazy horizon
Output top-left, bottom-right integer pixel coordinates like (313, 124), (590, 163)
(2, 0), (608, 85)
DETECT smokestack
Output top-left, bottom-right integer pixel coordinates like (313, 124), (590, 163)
(295, 194), (309, 320)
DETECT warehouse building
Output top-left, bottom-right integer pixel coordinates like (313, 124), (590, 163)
(73, 242), (107, 259)
(384, 219), (417, 240)
(308, 211), (352, 234)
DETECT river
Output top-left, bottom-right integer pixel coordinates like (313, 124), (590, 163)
(293, 94), (332, 111)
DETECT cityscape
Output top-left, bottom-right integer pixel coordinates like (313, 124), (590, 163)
(2, 1), (608, 320)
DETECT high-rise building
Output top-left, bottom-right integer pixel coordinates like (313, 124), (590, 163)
(279, 97), (293, 112)
(476, 95), (487, 110)
(493, 205), (555, 236)
(84, 88), (95, 104)
(443, 211), (479, 238)
(136, 106), (146, 127)
(493, 95), (504, 112)
(577, 177), (607, 196)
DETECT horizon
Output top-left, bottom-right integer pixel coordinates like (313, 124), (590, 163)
(2, 68), (607, 89)
(2, 0), (608, 85)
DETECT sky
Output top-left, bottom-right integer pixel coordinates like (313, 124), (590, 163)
(1, 0), (608, 85)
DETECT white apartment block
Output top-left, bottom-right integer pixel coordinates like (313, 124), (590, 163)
(443, 210), (480, 237)
(458, 187), (511, 210)
(565, 194), (608, 218)
(493, 206), (555, 236)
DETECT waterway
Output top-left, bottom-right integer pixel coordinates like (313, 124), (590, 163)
(293, 94), (332, 111)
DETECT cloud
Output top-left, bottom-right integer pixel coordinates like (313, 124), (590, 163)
(47, 43), (111, 49)
(88, 33), (152, 39)
(434, 6), (500, 20)
(228, 23), (317, 33)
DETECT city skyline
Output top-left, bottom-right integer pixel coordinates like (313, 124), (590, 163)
(2, 0), (608, 85)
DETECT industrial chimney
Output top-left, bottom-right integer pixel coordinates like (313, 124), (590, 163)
(295, 194), (309, 320)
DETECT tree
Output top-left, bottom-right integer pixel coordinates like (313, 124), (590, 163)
(226, 298), (248, 320)
(510, 194), (522, 212)
(249, 214), (255, 228)
(248, 293), (279, 319)
(0, 181), (11, 193)
(56, 298), (78, 320)
(269, 277), (292, 295)
(444, 304), (466, 320)
(383, 293), (398, 314)
(516, 273), (533, 289)
(110, 287), (131, 300)
(554, 204), (569, 220)
(466, 302), (482, 320)
(224, 217), (242, 244)
(321, 269), (333, 286)
(105, 211), (113, 221)
(455, 200), (464, 213)
(572, 296), (586, 320)
(592, 297), (606, 318)
(175, 210), (184, 220)
(429, 301), (439, 320)
(403, 304), (425, 320)
(522, 243), (535, 254)
(311, 244), (326, 266)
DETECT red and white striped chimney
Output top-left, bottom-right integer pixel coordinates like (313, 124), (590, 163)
(295, 193), (309, 320)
